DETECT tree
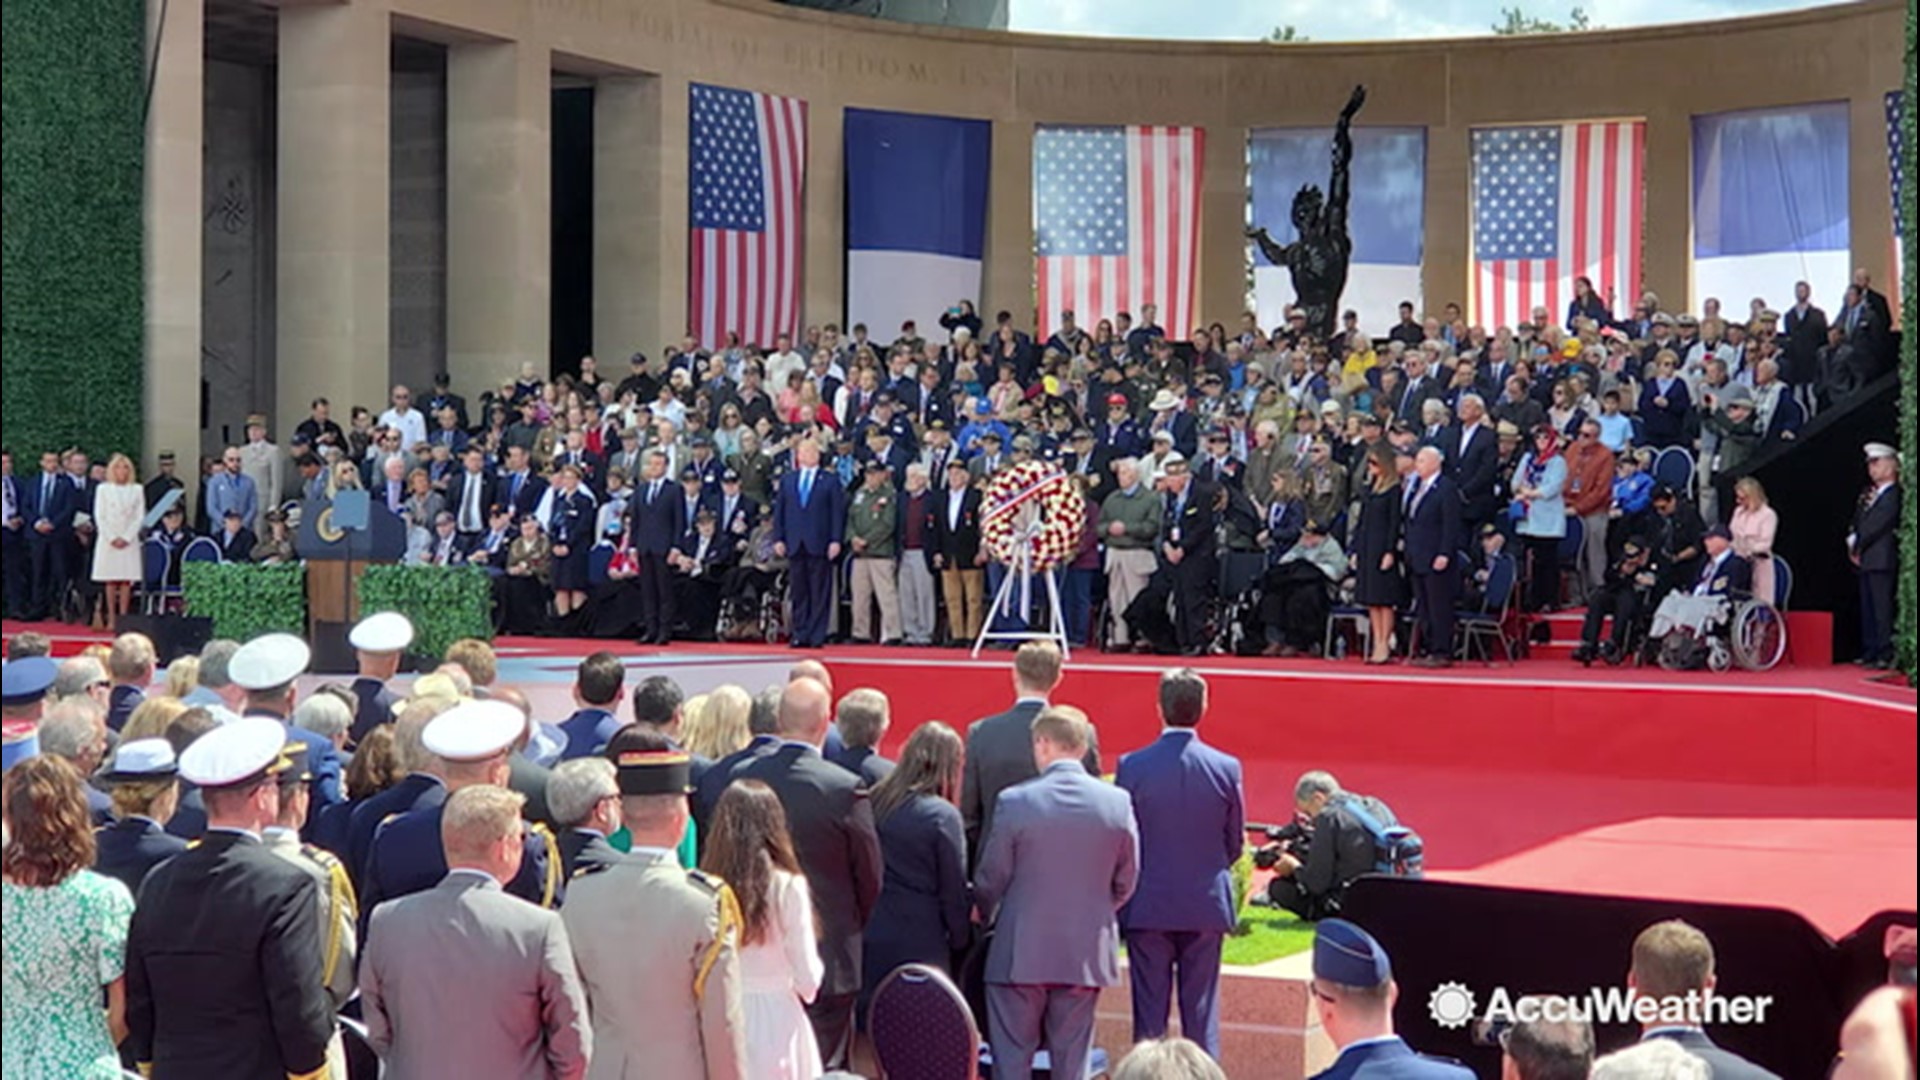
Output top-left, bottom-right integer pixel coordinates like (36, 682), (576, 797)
(1492, 5), (1593, 34)
(1265, 24), (1309, 42)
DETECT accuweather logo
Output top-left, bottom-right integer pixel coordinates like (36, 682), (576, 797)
(1426, 983), (1775, 1029)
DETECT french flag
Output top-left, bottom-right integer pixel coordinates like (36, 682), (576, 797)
(1692, 102), (1850, 312)
(1251, 126), (1425, 334)
(844, 108), (991, 341)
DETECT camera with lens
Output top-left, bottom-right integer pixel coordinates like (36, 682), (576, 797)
(1250, 820), (1313, 870)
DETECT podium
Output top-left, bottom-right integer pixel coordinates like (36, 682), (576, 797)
(307, 561), (375, 624)
(294, 494), (408, 673)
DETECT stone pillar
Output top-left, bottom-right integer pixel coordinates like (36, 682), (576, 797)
(1425, 125), (1472, 315)
(594, 73), (680, 360)
(1641, 107), (1693, 311)
(1199, 123), (1249, 330)
(982, 118), (1033, 325)
(144, 0), (202, 477)
(446, 39), (550, 392)
(804, 101), (844, 331)
(276, 2), (389, 433)
(1848, 90), (1897, 295)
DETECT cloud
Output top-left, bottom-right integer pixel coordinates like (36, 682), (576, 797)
(1008, 0), (1817, 41)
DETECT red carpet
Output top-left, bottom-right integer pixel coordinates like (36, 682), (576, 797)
(8, 621), (1913, 937)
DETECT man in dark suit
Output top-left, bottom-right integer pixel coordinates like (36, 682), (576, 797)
(975, 706), (1138, 1080)
(124, 717), (336, 1080)
(1686, 525), (1752, 599)
(628, 449), (686, 645)
(492, 445), (547, 522)
(1780, 280), (1828, 388)
(21, 450), (77, 620)
(693, 686), (783, 832)
(1851, 267), (1894, 366)
(1394, 352), (1446, 426)
(929, 458), (986, 646)
(1159, 455), (1218, 657)
(1404, 447), (1464, 667)
(424, 371), (471, 432)
(729, 677), (883, 1069)
(1440, 397), (1499, 534)
(1850, 442), (1901, 668)
(772, 437), (846, 650)
(1628, 920), (1783, 1079)
(447, 446), (494, 539)
(555, 651), (625, 761)
(546, 756), (625, 881)
(1307, 919), (1472, 1079)
(1115, 669), (1245, 1061)
(823, 687), (893, 786)
(961, 641), (1064, 857)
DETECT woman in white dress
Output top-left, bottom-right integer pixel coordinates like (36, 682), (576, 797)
(701, 780), (824, 1080)
(91, 454), (145, 620)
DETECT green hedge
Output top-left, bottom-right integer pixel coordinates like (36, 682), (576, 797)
(182, 562), (308, 642)
(1898, 3), (1916, 685)
(357, 566), (494, 662)
(1, 0), (145, 461)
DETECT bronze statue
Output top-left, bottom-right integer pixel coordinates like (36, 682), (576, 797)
(1248, 84), (1367, 343)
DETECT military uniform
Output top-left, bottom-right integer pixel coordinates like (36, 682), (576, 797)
(561, 849), (748, 1080)
(846, 468), (902, 643)
(360, 788), (561, 915)
(265, 826), (357, 1080)
(124, 718), (334, 1080)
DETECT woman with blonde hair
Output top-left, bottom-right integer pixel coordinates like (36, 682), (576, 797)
(92, 453), (145, 621)
(163, 656), (200, 700)
(1729, 476), (1779, 602)
(119, 696), (190, 743)
(2, 757), (137, 1078)
(682, 685), (752, 760)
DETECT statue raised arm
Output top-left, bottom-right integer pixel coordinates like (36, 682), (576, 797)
(1246, 85), (1367, 342)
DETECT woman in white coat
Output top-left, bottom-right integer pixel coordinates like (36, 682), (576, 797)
(91, 453), (145, 620)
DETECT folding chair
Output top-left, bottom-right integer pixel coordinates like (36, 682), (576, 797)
(1457, 553), (1519, 663)
(1652, 446), (1694, 492)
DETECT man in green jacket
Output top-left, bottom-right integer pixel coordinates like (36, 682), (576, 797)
(1097, 457), (1163, 649)
(847, 461), (902, 644)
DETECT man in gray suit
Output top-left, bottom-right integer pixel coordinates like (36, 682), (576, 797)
(359, 784), (592, 1080)
(975, 706), (1139, 1080)
(961, 641), (1066, 858)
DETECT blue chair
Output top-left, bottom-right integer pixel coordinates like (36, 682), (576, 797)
(1556, 515), (1584, 604)
(869, 963), (980, 1080)
(1772, 553), (1794, 611)
(181, 536), (223, 564)
(139, 537), (172, 614)
(1457, 553), (1519, 663)
(1652, 446), (1694, 492)
(1629, 414), (1646, 447)
(1324, 602), (1372, 660)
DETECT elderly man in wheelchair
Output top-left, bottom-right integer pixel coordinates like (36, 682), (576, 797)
(1644, 523), (1767, 672)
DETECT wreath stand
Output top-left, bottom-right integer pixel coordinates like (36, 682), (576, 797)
(971, 502), (1072, 660)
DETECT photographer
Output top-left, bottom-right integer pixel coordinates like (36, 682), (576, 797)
(1260, 770), (1412, 920)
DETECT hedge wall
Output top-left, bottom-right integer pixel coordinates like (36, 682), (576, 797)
(1, 0), (146, 461)
(1899, 1), (1917, 684)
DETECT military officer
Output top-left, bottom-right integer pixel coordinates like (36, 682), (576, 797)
(360, 699), (561, 916)
(228, 634), (344, 836)
(1308, 919), (1472, 1079)
(346, 611), (413, 745)
(1, 655), (57, 772)
(561, 729), (747, 1080)
(847, 459), (903, 645)
(93, 737), (189, 894)
(265, 742), (358, 1080)
(125, 717), (335, 1080)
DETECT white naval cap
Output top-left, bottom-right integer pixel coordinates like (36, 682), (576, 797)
(1160, 450), (1187, 466)
(350, 611), (415, 654)
(422, 699), (526, 763)
(1864, 442), (1898, 461)
(178, 716), (292, 789)
(103, 738), (178, 783)
(228, 634), (311, 692)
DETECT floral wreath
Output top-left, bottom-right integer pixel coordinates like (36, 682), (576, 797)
(979, 461), (1087, 571)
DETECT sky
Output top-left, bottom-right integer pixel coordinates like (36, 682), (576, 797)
(1007, 0), (1838, 42)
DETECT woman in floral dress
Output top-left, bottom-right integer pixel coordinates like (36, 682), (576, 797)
(2, 755), (136, 1079)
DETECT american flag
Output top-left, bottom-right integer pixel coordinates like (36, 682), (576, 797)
(1470, 121), (1645, 331)
(1034, 125), (1205, 341)
(688, 83), (807, 350)
(1888, 91), (1906, 303)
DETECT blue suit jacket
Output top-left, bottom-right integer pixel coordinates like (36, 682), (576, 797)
(1115, 729), (1245, 934)
(975, 760), (1138, 988)
(344, 772), (445, 884)
(772, 467), (846, 557)
(94, 816), (190, 896)
(21, 470), (78, 534)
(247, 710), (344, 840)
(1643, 1030), (1781, 1080)
(360, 788), (557, 918)
(1310, 1037), (1473, 1079)
(1403, 474), (1464, 572)
(628, 478), (686, 556)
(556, 707), (620, 761)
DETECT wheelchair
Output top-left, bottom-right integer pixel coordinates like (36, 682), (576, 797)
(715, 569), (789, 643)
(1648, 589), (1787, 673)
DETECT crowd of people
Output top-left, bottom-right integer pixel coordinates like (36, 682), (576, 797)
(2, 271), (1905, 666)
(3, 628), (1910, 1079)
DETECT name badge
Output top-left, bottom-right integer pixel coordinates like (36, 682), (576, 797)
(1171, 526), (1183, 543)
